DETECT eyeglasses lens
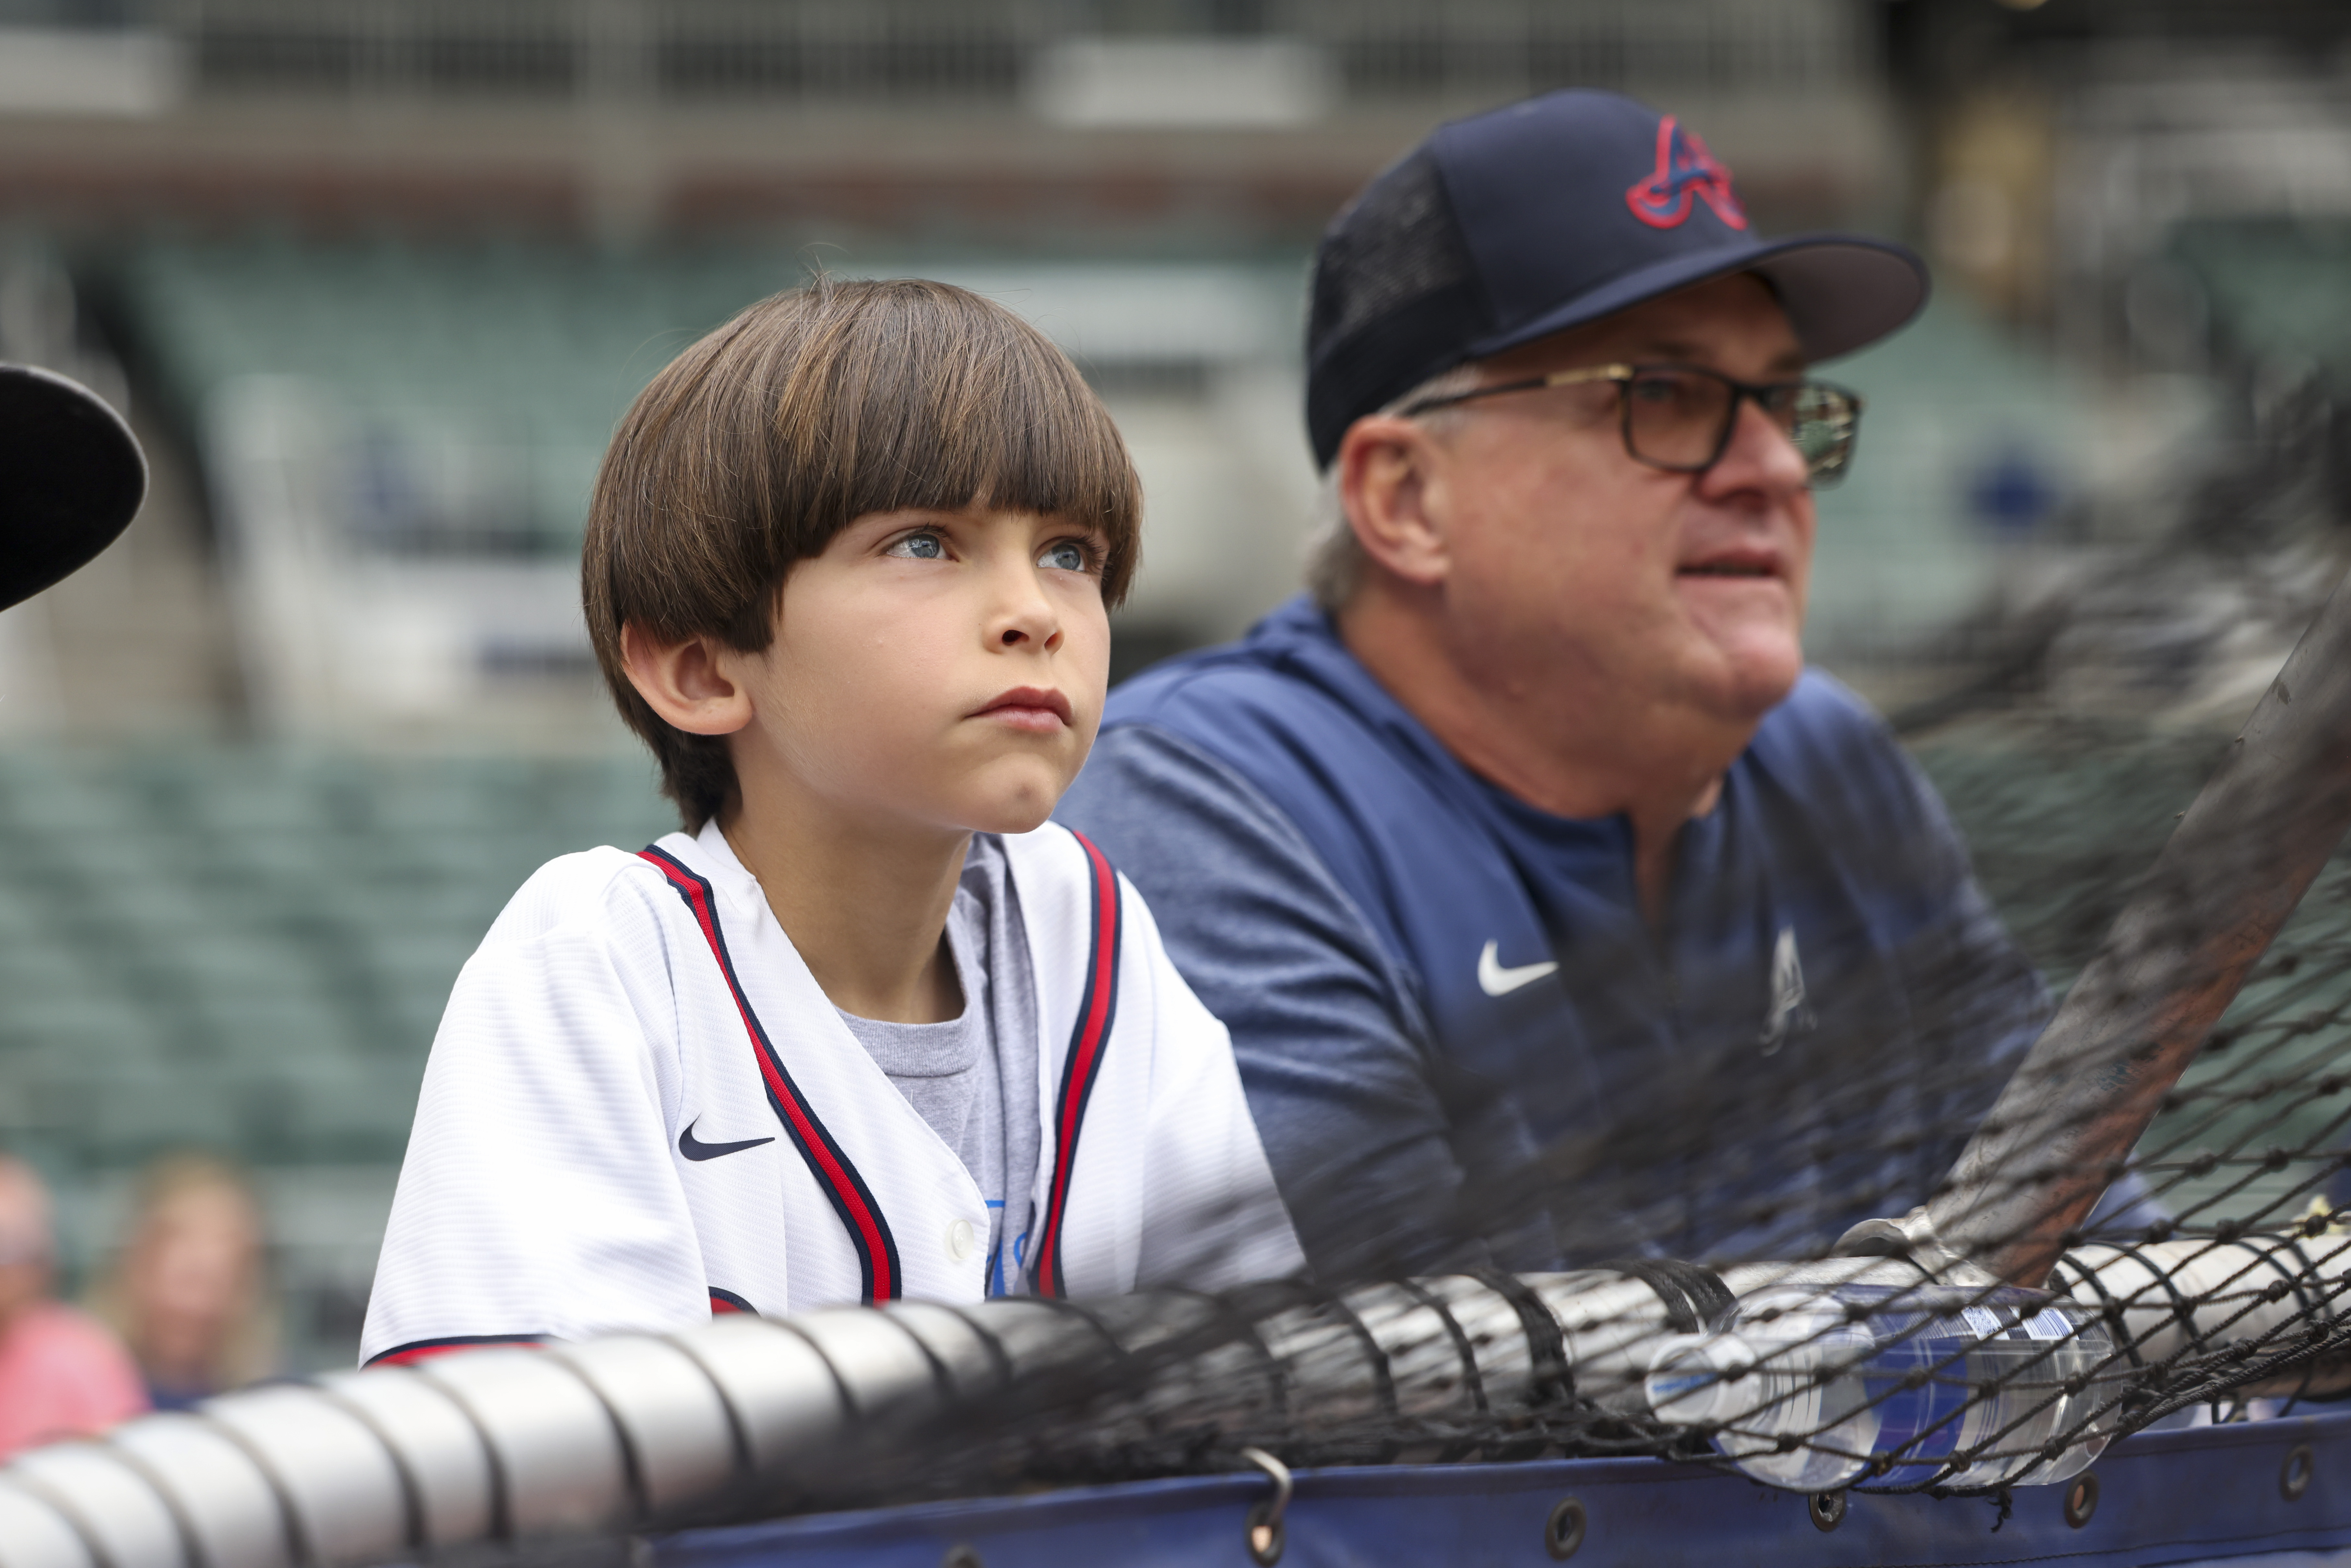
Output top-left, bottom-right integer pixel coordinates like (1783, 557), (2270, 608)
(1623, 371), (1856, 483)
(1623, 370), (1728, 471)
(1787, 385), (1857, 481)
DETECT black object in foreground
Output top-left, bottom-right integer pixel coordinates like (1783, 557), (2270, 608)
(0, 363), (146, 612)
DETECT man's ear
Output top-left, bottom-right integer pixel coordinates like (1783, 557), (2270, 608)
(620, 623), (754, 736)
(1336, 416), (1453, 588)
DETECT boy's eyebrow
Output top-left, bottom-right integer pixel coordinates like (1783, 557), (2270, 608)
(854, 505), (973, 529)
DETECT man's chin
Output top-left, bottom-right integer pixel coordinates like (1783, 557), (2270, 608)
(1691, 638), (1806, 724)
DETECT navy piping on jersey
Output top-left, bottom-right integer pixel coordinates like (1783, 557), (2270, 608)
(639, 846), (904, 1304)
(708, 1287), (759, 1316)
(1030, 830), (1124, 1299)
(366, 1333), (546, 1368)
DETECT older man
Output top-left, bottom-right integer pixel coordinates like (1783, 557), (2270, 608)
(1059, 90), (2072, 1278)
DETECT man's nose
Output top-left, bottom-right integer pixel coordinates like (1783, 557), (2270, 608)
(1702, 394), (1812, 502)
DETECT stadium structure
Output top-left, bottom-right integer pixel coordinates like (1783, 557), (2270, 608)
(9, 2), (2351, 1565)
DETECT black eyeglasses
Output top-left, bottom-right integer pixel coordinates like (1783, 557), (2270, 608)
(1398, 362), (1865, 487)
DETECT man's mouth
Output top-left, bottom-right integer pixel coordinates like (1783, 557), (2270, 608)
(1679, 561), (1779, 578)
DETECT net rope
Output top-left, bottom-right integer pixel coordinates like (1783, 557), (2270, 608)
(737, 706), (2351, 1516)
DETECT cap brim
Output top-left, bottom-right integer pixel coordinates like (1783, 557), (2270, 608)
(0, 364), (146, 613)
(1466, 233), (1929, 368)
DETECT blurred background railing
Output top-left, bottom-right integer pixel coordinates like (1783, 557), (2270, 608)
(1, 0), (2350, 1390)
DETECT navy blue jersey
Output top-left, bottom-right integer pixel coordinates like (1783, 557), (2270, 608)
(1059, 597), (2060, 1277)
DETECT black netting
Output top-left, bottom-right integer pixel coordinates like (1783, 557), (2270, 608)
(569, 699), (2351, 1538)
(714, 593), (2351, 1516)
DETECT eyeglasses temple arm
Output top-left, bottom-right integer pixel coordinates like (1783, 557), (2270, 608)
(1538, 364), (1637, 390)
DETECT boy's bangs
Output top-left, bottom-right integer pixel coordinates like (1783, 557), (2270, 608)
(782, 284), (1140, 591)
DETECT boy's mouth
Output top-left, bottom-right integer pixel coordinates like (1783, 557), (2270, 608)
(971, 686), (1074, 731)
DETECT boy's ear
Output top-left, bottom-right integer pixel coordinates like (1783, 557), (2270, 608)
(620, 623), (754, 736)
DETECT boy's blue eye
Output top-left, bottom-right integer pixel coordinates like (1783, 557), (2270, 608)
(1039, 540), (1089, 572)
(887, 531), (947, 560)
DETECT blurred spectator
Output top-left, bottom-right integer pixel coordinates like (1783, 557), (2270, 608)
(0, 1154), (147, 1455)
(90, 1155), (277, 1410)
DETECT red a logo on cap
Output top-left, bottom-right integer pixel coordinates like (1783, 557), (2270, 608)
(1625, 116), (1748, 231)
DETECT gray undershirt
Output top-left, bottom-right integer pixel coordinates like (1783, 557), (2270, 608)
(835, 835), (1041, 1296)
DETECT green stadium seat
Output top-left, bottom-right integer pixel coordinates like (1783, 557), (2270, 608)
(0, 749), (667, 1185)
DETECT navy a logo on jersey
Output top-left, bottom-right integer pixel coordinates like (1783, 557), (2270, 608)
(1759, 925), (1815, 1055)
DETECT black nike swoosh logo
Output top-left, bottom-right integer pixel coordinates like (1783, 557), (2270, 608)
(678, 1118), (777, 1162)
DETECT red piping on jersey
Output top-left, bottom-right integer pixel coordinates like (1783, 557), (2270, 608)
(1032, 830), (1123, 1298)
(366, 1334), (545, 1368)
(639, 846), (903, 1304)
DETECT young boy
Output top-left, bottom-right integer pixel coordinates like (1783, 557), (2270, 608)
(360, 279), (1302, 1362)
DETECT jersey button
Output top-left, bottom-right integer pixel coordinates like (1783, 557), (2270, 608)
(946, 1218), (976, 1261)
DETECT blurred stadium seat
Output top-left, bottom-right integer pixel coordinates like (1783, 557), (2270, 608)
(1808, 293), (2090, 669)
(0, 744), (673, 1371)
(2168, 217), (2351, 388)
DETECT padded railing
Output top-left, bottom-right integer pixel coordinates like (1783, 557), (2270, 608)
(6, 1233), (2349, 1568)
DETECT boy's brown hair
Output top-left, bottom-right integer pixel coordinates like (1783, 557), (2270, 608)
(582, 276), (1143, 832)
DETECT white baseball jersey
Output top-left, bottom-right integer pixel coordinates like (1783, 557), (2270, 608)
(361, 820), (1303, 1366)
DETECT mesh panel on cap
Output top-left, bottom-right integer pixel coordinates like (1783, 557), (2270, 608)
(1309, 148), (1477, 355)
(1305, 147), (1491, 467)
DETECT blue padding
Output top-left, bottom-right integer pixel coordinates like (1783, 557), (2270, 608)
(658, 1411), (2351, 1567)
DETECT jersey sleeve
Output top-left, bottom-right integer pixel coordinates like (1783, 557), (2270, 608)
(359, 853), (708, 1364)
(1060, 724), (1514, 1280)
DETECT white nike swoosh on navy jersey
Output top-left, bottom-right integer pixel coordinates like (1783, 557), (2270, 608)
(1478, 939), (1559, 997)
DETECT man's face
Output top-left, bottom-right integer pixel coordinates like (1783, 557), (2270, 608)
(1419, 273), (1816, 729)
(725, 506), (1112, 838)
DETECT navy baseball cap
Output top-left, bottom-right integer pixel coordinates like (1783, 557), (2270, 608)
(0, 364), (145, 612)
(1306, 89), (1928, 468)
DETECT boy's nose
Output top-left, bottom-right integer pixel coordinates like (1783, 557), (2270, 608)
(991, 570), (1063, 652)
